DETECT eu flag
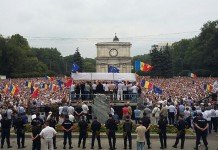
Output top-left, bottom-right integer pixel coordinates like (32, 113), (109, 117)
(108, 65), (119, 73)
(72, 63), (79, 73)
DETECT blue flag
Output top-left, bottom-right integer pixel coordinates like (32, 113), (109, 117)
(72, 63), (79, 73)
(153, 86), (163, 94)
(108, 65), (119, 73)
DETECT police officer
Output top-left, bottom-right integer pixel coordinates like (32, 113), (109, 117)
(123, 115), (132, 149)
(61, 115), (73, 149)
(172, 114), (188, 149)
(91, 116), (102, 149)
(14, 114), (26, 149)
(31, 122), (41, 150)
(31, 113), (44, 131)
(1, 114), (12, 149)
(158, 115), (168, 149)
(193, 113), (209, 150)
(105, 114), (118, 150)
(78, 115), (88, 149)
(141, 112), (152, 149)
(48, 115), (57, 149)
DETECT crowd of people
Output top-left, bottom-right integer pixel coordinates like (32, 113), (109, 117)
(0, 76), (217, 150)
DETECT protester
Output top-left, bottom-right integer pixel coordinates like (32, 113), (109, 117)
(141, 112), (152, 149)
(123, 115), (132, 149)
(136, 120), (147, 150)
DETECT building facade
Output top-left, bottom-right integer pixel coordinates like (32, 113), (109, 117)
(96, 35), (132, 73)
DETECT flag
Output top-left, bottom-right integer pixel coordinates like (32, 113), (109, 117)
(212, 81), (218, 93)
(204, 84), (213, 91)
(108, 65), (119, 73)
(135, 61), (153, 72)
(45, 76), (55, 81)
(140, 80), (153, 89)
(4, 84), (9, 93)
(153, 86), (162, 94)
(9, 85), (19, 95)
(49, 84), (57, 91)
(65, 79), (73, 87)
(57, 80), (65, 89)
(72, 63), (79, 73)
(30, 85), (34, 94)
(42, 83), (49, 90)
(188, 73), (197, 79)
(32, 87), (39, 98)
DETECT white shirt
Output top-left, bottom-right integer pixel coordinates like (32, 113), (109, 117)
(184, 110), (190, 119)
(205, 110), (212, 121)
(40, 126), (57, 139)
(68, 106), (75, 115)
(92, 84), (97, 90)
(31, 114), (36, 120)
(69, 114), (75, 122)
(168, 105), (176, 113)
(111, 107), (115, 115)
(59, 106), (63, 115)
(210, 109), (216, 118)
(104, 84), (109, 92)
(70, 84), (75, 92)
(131, 85), (138, 94)
(215, 110), (218, 117)
(82, 104), (89, 114)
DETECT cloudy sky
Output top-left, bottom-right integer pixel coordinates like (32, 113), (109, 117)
(0, 0), (217, 58)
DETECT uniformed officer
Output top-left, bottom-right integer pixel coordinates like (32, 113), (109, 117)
(48, 115), (57, 149)
(61, 115), (73, 149)
(31, 122), (41, 150)
(123, 115), (133, 149)
(193, 113), (209, 150)
(172, 114), (188, 149)
(31, 113), (44, 131)
(158, 115), (168, 149)
(141, 112), (152, 149)
(105, 114), (118, 150)
(14, 114), (26, 149)
(78, 115), (88, 149)
(1, 114), (12, 149)
(91, 116), (102, 149)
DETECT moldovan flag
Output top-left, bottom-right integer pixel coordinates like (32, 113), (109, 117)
(140, 80), (153, 89)
(203, 84), (213, 91)
(32, 88), (39, 98)
(4, 84), (9, 93)
(25, 81), (32, 88)
(9, 85), (19, 95)
(135, 61), (153, 72)
(45, 75), (55, 81)
(42, 83), (49, 90)
(188, 73), (197, 79)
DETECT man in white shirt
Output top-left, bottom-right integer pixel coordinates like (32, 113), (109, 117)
(117, 82), (124, 101)
(131, 84), (138, 103)
(168, 103), (177, 125)
(204, 108), (212, 134)
(68, 106), (75, 116)
(40, 122), (57, 150)
(82, 102), (89, 122)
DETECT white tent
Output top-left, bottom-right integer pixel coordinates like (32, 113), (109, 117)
(71, 73), (136, 81)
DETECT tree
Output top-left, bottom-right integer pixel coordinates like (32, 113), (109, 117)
(72, 47), (83, 72)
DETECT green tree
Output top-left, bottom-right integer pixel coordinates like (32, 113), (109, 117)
(72, 47), (83, 72)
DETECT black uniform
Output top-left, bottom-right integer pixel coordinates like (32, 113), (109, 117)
(14, 117), (26, 148)
(105, 118), (118, 150)
(194, 117), (208, 149)
(61, 119), (73, 148)
(91, 120), (102, 149)
(1, 117), (12, 148)
(48, 117), (57, 149)
(141, 116), (151, 148)
(158, 117), (168, 149)
(173, 119), (187, 149)
(123, 119), (132, 149)
(32, 125), (41, 150)
(31, 117), (44, 131)
(78, 119), (88, 148)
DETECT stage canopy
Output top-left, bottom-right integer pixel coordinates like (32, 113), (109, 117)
(71, 73), (136, 81)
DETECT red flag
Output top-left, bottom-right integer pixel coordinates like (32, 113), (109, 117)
(143, 64), (153, 72)
(65, 79), (73, 87)
(32, 88), (38, 98)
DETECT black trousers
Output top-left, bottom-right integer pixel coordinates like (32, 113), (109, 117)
(145, 131), (151, 146)
(124, 132), (132, 149)
(91, 132), (101, 148)
(53, 135), (56, 147)
(174, 130), (185, 148)
(63, 131), (72, 147)
(78, 132), (87, 148)
(168, 112), (175, 125)
(196, 131), (208, 148)
(1, 129), (10, 147)
(32, 139), (41, 150)
(108, 131), (116, 149)
(159, 130), (167, 148)
(17, 132), (25, 147)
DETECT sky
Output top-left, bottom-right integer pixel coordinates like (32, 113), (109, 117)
(0, 0), (218, 58)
